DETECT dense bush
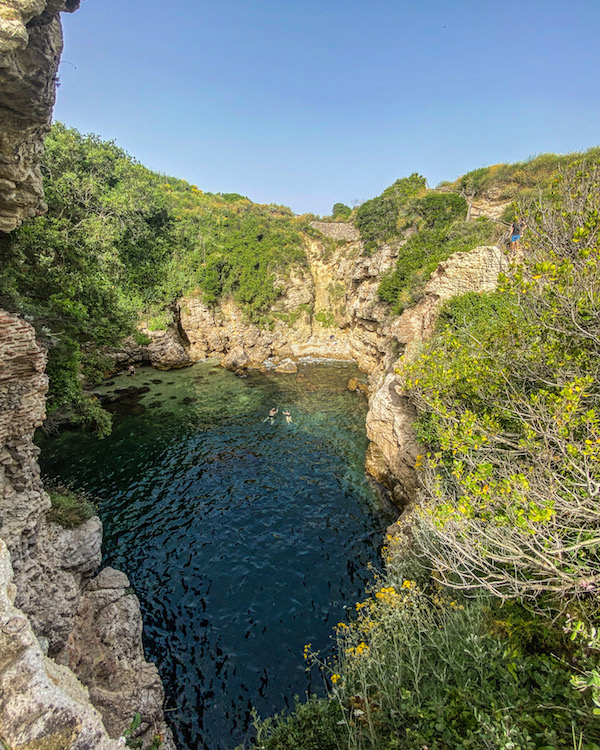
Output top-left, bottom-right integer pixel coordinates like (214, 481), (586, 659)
(400, 162), (600, 602)
(332, 202), (352, 219)
(355, 173), (426, 250)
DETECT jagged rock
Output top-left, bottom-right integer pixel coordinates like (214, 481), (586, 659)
(274, 358), (297, 374)
(58, 566), (176, 749)
(0, 0), (80, 232)
(14, 516), (102, 654)
(222, 345), (250, 371)
(0, 538), (122, 750)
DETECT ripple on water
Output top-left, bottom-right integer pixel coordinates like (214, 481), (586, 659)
(39, 362), (396, 750)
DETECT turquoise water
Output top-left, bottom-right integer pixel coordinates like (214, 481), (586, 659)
(39, 361), (396, 750)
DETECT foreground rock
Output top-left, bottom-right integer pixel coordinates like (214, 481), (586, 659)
(0, 538), (121, 750)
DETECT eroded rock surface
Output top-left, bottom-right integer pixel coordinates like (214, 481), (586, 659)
(0, 309), (174, 749)
(0, 538), (122, 750)
(0, 0), (80, 232)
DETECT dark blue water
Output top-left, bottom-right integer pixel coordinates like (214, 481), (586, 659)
(39, 361), (395, 750)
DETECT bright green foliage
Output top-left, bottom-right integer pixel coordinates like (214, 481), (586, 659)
(332, 202), (352, 218)
(323, 587), (599, 750)
(355, 173), (426, 250)
(0, 124), (306, 427)
(402, 162), (600, 601)
(378, 217), (498, 313)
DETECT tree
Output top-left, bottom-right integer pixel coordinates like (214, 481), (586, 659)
(332, 202), (352, 219)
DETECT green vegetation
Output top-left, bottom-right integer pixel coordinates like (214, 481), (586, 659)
(46, 483), (97, 528)
(452, 147), (600, 204)
(314, 310), (336, 328)
(252, 163), (600, 748)
(355, 173), (426, 252)
(332, 202), (353, 220)
(378, 217), (499, 313)
(0, 123), (307, 431)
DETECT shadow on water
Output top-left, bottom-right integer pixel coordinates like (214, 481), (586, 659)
(39, 361), (397, 750)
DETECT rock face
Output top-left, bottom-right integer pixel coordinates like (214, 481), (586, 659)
(0, 538), (121, 750)
(0, 310), (175, 748)
(0, 0), (80, 232)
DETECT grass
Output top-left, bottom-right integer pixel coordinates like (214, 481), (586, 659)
(46, 483), (97, 528)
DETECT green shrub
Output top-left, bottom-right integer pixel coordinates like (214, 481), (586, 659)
(403, 162), (600, 602)
(251, 696), (341, 750)
(355, 173), (426, 245)
(133, 330), (151, 346)
(332, 202), (352, 218)
(46, 484), (97, 528)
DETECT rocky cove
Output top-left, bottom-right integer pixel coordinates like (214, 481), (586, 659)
(0, 2), (512, 746)
(0, 215), (508, 748)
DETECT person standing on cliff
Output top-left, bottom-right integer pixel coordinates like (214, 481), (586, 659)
(510, 218), (526, 254)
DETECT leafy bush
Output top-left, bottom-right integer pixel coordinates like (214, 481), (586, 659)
(252, 696), (342, 750)
(332, 202), (352, 219)
(402, 163), (600, 601)
(355, 173), (426, 248)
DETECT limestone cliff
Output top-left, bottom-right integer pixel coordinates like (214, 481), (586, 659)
(0, 0), (80, 232)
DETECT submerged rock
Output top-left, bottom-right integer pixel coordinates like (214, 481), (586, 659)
(275, 359), (298, 374)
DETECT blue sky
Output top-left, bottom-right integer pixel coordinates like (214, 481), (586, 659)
(54, 0), (600, 215)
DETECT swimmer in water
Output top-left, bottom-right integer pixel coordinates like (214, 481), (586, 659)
(283, 409), (293, 424)
(263, 407), (278, 424)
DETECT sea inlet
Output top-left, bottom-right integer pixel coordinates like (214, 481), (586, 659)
(40, 360), (397, 750)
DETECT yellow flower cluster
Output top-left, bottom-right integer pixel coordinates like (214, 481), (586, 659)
(346, 641), (369, 657)
(330, 673), (341, 684)
(303, 643), (312, 660)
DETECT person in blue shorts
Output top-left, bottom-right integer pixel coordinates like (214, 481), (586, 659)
(510, 218), (525, 253)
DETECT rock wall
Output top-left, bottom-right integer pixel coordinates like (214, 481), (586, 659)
(0, 310), (175, 748)
(0, 0), (80, 232)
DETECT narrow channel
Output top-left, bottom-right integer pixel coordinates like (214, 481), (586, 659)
(39, 361), (396, 750)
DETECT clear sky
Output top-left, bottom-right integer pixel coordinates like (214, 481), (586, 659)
(54, 0), (600, 215)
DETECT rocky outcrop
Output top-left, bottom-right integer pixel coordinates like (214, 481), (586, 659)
(0, 0), (80, 232)
(58, 567), (172, 747)
(0, 310), (175, 748)
(0, 539), (122, 750)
